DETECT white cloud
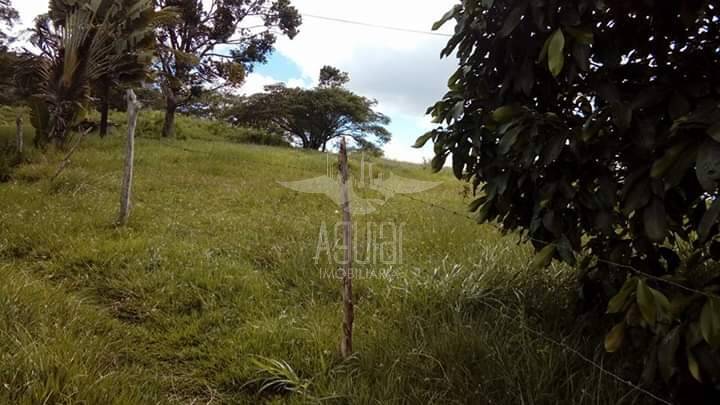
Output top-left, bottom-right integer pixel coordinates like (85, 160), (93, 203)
(238, 73), (279, 95)
(13, 0), (46, 28)
(274, 0), (458, 162)
(10, 0), (459, 163)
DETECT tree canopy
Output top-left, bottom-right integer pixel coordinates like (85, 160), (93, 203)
(0, 0), (18, 49)
(229, 67), (391, 151)
(154, 0), (301, 137)
(20, 0), (156, 145)
(318, 65), (350, 88)
(422, 0), (720, 390)
(0, 0), (18, 103)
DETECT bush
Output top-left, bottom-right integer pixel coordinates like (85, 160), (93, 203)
(102, 109), (287, 146)
(424, 0), (720, 395)
(227, 127), (289, 147)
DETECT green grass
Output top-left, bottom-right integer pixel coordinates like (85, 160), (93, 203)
(0, 109), (656, 404)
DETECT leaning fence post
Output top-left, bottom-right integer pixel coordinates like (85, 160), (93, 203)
(338, 137), (354, 358)
(15, 112), (23, 156)
(118, 89), (140, 226)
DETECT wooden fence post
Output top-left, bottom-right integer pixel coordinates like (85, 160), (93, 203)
(15, 113), (23, 155)
(338, 137), (354, 358)
(118, 89), (140, 226)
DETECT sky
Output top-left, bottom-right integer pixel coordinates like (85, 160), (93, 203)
(11, 0), (460, 163)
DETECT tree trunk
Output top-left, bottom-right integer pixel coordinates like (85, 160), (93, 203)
(118, 89), (140, 226)
(162, 90), (177, 138)
(99, 82), (110, 137)
(15, 113), (23, 155)
(338, 137), (354, 358)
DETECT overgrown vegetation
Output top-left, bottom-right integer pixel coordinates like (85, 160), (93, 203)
(0, 111), (665, 403)
(3, 0), (718, 401)
(0, 107), (287, 182)
(18, 0), (157, 145)
(423, 0), (720, 397)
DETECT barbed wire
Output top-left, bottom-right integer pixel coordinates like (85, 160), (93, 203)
(391, 191), (720, 302)
(302, 13), (454, 37)
(162, 142), (677, 404)
(476, 298), (674, 405)
(163, 140), (720, 301)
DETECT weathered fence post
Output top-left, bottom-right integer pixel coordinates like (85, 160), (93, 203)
(15, 113), (23, 155)
(118, 89), (140, 226)
(338, 137), (354, 358)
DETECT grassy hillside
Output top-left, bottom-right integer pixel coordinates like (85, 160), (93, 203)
(0, 110), (649, 404)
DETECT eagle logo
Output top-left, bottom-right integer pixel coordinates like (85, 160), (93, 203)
(278, 157), (441, 215)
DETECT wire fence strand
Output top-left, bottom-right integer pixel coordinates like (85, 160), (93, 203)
(390, 191), (720, 302)
(166, 140), (720, 300)
(476, 299), (674, 405)
(164, 141), (693, 404)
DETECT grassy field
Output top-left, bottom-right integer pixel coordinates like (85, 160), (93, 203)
(0, 109), (654, 404)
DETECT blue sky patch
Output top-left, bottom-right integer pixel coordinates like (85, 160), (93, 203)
(253, 52), (305, 82)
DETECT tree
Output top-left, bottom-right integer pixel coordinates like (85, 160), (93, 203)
(422, 0), (720, 392)
(92, 0), (160, 137)
(318, 65), (349, 88)
(182, 89), (244, 119)
(153, 0), (301, 138)
(21, 0), (155, 146)
(229, 67), (391, 151)
(0, 0), (19, 102)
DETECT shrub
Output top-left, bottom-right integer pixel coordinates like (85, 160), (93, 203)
(423, 0), (720, 394)
(92, 109), (287, 146)
(227, 127), (289, 147)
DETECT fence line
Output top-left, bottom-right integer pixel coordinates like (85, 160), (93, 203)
(476, 298), (674, 405)
(391, 191), (720, 302)
(167, 140), (718, 301)
(161, 142), (692, 404)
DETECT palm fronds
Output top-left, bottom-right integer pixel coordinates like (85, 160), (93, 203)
(22, 0), (154, 146)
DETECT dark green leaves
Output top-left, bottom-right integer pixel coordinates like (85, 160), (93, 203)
(426, 0), (720, 389)
(491, 105), (521, 123)
(669, 93), (690, 120)
(708, 122), (720, 143)
(431, 153), (448, 173)
(607, 278), (637, 314)
(413, 131), (434, 148)
(547, 29), (565, 77)
(499, 125), (522, 155)
(604, 323), (625, 353)
(497, 2), (527, 38)
(687, 347), (702, 382)
(698, 198), (720, 242)
(451, 101), (464, 121)
(432, 5), (461, 31)
(530, 244), (555, 271)
(651, 140), (690, 178)
(637, 279), (657, 326)
(696, 139), (720, 191)
(700, 298), (720, 348)
(564, 26), (593, 44)
(658, 326), (681, 382)
(643, 199), (667, 242)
